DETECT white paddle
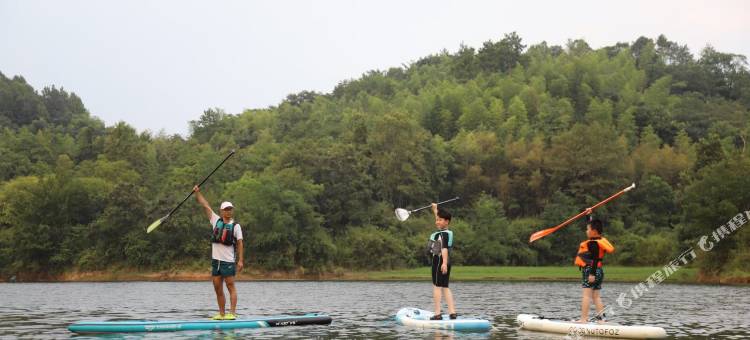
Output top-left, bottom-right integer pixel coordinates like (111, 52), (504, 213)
(395, 197), (460, 222)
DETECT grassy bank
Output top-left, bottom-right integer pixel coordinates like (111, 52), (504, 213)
(353, 266), (700, 283)
(14, 264), (750, 284)
(8, 265), (712, 284)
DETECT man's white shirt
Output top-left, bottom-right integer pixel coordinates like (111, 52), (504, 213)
(210, 212), (243, 262)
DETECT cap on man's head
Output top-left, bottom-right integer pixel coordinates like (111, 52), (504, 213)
(220, 201), (234, 210)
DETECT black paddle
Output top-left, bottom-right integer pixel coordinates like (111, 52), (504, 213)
(146, 149), (236, 233)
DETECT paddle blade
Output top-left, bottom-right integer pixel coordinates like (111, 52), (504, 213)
(395, 208), (410, 221)
(146, 216), (165, 233)
(528, 226), (561, 243)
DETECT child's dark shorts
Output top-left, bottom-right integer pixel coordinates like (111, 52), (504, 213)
(582, 266), (604, 290)
(432, 256), (451, 288)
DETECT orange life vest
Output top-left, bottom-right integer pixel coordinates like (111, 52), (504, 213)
(574, 237), (615, 267)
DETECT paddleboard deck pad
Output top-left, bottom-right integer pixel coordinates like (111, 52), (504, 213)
(68, 313), (332, 333)
(516, 314), (667, 339)
(396, 307), (491, 331)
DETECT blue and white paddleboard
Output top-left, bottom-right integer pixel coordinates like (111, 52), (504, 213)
(395, 307), (491, 331)
(68, 313), (332, 333)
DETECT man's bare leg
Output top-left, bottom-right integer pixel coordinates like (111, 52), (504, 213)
(225, 276), (238, 315)
(212, 276), (226, 316)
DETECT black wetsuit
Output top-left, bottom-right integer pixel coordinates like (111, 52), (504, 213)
(431, 231), (452, 288)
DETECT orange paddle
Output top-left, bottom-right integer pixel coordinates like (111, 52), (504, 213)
(529, 183), (636, 243)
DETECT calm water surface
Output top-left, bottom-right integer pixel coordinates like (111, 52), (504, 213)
(1, 281), (748, 339)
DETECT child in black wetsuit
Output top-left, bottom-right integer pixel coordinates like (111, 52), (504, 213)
(428, 203), (456, 320)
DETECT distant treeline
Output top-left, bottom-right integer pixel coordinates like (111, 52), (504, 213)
(1, 34), (748, 279)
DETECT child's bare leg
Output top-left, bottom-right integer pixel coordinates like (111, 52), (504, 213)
(593, 290), (605, 322)
(579, 288), (592, 323)
(443, 288), (455, 315)
(433, 285), (443, 315)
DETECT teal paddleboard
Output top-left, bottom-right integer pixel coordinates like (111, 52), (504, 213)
(68, 313), (332, 333)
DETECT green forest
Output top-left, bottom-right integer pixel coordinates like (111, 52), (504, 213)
(1, 34), (748, 281)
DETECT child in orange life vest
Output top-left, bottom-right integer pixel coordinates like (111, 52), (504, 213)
(576, 208), (614, 323)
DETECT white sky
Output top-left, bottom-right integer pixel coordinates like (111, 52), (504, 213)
(1, 0), (748, 136)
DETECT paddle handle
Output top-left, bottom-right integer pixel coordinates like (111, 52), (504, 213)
(164, 150), (236, 219)
(411, 197), (460, 213)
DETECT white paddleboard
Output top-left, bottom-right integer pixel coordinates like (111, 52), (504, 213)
(517, 314), (667, 339)
(396, 307), (491, 331)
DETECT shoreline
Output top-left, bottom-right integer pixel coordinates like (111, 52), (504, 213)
(5, 266), (748, 285)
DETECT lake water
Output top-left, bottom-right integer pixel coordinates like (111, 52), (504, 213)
(0, 281), (748, 339)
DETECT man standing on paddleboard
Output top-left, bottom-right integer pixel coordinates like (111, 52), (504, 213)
(428, 203), (457, 320)
(576, 208), (614, 323)
(194, 185), (244, 320)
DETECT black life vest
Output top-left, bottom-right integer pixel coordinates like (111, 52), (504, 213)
(211, 219), (236, 246)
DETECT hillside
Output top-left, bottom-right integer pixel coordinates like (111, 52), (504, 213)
(1, 33), (748, 280)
